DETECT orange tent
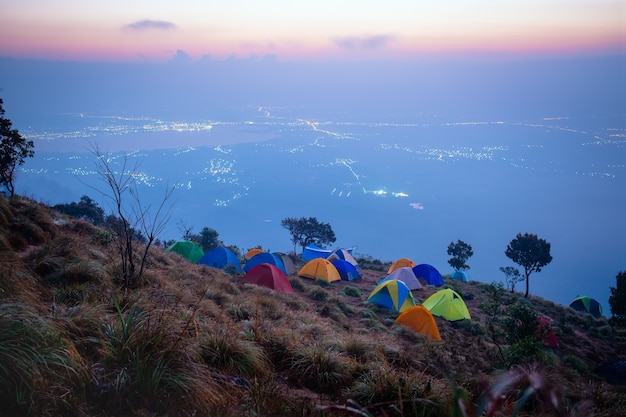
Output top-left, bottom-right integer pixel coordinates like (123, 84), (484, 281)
(387, 257), (416, 274)
(244, 248), (264, 260)
(395, 306), (441, 341)
(298, 258), (341, 282)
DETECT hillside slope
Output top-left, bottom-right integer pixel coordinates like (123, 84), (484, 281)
(0, 195), (624, 417)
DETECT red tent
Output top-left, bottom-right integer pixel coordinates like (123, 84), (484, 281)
(243, 263), (294, 293)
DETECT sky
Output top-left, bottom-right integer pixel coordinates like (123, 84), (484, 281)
(1, 1), (624, 62)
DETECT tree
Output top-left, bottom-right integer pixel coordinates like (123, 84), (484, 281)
(0, 98), (34, 196)
(504, 233), (552, 298)
(88, 144), (174, 287)
(53, 195), (106, 225)
(609, 271), (626, 327)
(500, 266), (523, 293)
(189, 226), (221, 252)
(281, 216), (336, 254)
(447, 239), (473, 270)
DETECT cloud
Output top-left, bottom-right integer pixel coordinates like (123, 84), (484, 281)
(409, 203), (424, 210)
(334, 35), (394, 50)
(124, 20), (177, 31)
(168, 49), (192, 63)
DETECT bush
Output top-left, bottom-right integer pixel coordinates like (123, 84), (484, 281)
(287, 341), (355, 395)
(308, 286), (329, 301)
(342, 285), (362, 297)
(348, 364), (446, 417)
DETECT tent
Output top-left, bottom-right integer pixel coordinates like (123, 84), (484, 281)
(244, 248), (264, 260)
(327, 249), (359, 267)
(367, 279), (416, 313)
(198, 247), (242, 273)
(387, 258), (416, 274)
(273, 252), (297, 276)
(451, 270), (469, 282)
(298, 258), (341, 282)
(244, 252), (287, 275)
(165, 241), (204, 263)
(302, 245), (355, 261)
(395, 306), (441, 341)
(302, 245), (332, 261)
(536, 317), (559, 348)
(380, 267), (423, 290)
(569, 296), (602, 318)
(243, 264), (294, 293)
(422, 288), (471, 321)
(413, 264), (444, 286)
(332, 259), (361, 281)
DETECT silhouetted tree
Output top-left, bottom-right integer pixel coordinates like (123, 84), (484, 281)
(189, 226), (221, 252)
(88, 144), (174, 287)
(505, 233), (552, 298)
(281, 216), (336, 254)
(0, 98), (34, 196)
(447, 239), (473, 270)
(54, 195), (105, 225)
(500, 266), (523, 293)
(609, 271), (626, 327)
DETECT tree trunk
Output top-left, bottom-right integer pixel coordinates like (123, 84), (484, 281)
(524, 269), (530, 298)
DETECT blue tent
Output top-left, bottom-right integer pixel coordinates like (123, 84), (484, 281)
(413, 264), (444, 286)
(368, 280), (416, 312)
(244, 252), (287, 275)
(198, 247), (242, 273)
(303, 245), (355, 261)
(451, 270), (469, 282)
(302, 245), (332, 261)
(332, 259), (361, 281)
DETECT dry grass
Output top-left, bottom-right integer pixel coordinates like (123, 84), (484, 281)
(0, 194), (625, 416)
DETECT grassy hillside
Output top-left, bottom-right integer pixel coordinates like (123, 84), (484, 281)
(0, 195), (624, 417)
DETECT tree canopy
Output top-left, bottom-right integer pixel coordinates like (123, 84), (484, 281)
(54, 195), (106, 225)
(505, 233), (552, 298)
(281, 216), (336, 254)
(189, 226), (221, 252)
(499, 266), (523, 293)
(0, 98), (34, 196)
(447, 239), (473, 271)
(609, 271), (626, 327)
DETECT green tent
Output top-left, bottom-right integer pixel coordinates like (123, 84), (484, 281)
(165, 240), (204, 263)
(422, 288), (471, 321)
(569, 296), (602, 318)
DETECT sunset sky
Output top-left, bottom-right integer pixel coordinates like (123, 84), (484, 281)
(2, 1), (624, 61)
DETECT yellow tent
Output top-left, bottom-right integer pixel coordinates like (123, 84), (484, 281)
(387, 257), (416, 274)
(298, 258), (341, 282)
(422, 288), (471, 321)
(395, 306), (441, 340)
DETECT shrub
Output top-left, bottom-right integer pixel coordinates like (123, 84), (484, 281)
(348, 364), (446, 417)
(314, 278), (332, 287)
(308, 286), (329, 301)
(288, 277), (305, 292)
(288, 341), (355, 395)
(342, 285), (362, 297)
(201, 328), (269, 377)
(0, 303), (89, 416)
(100, 301), (230, 415)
